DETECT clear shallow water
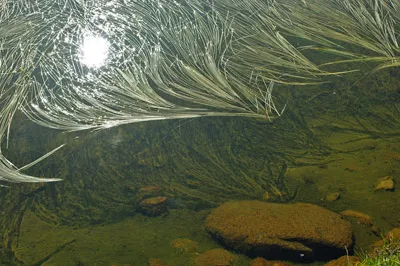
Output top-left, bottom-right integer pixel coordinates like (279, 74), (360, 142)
(1, 0), (400, 265)
(3, 100), (400, 265)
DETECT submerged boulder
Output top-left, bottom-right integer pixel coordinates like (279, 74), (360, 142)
(194, 248), (237, 266)
(205, 201), (353, 262)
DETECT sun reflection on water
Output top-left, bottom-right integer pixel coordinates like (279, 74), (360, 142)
(79, 34), (110, 68)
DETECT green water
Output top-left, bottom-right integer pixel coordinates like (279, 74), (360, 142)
(2, 72), (400, 265)
(1, 0), (400, 265)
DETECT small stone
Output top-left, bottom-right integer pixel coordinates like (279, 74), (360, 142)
(171, 238), (199, 253)
(194, 249), (237, 266)
(340, 210), (373, 226)
(324, 255), (360, 266)
(326, 192), (341, 202)
(385, 227), (400, 239)
(148, 258), (166, 266)
(375, 175), (394, 191)
(250, 257), (292, 266)
(136, 186), (163, 202)
(139, 196), (168, 216)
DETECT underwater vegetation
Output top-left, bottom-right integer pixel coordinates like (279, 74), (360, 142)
(0, 0), (399, 184)
(0, 1), (400, 265)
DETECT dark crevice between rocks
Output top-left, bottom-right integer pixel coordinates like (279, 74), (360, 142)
(248, 243), (354, 263)
(211, 235), (355, 263)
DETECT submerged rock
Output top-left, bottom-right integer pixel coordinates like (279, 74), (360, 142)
(139, 196), (168, 216)
(135, 186), (170, 216)
(136, 186), (164, 202)
(340, 210), (373, 226)
(326, 192), (341, 202)
(250, 257), (292, 266)
(148, 258), (166, 266)
(205, 201), (353, 262)
(375, 175), (394, 191)
(324, 255), (360, 266)
(171, 238), (199, 253)
(194, 248), (237, 266)
(340, 209), (379, 236)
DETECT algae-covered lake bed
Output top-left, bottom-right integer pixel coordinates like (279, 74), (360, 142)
(1, 0), (400, 265)
(5, 111), (400, 266)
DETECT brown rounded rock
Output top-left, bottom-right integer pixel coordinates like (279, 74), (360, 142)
(324, 255), (360, 266)
(340, 210), (373, 226)
(250, 257), (292, 266)
(139, 196), (168, 216)
(206, 201), (353, 261)
(326, 192), (341, 202)
(136, 186), (163, 202)
(171, 238), (199, 253)
(148, 258), (166, 266)
(194, 248), (237, 266)
(385, 227), (400, 239)
(375, 175), (394, 191)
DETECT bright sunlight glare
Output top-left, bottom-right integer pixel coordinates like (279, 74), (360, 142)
(79, 35), (110, 68)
